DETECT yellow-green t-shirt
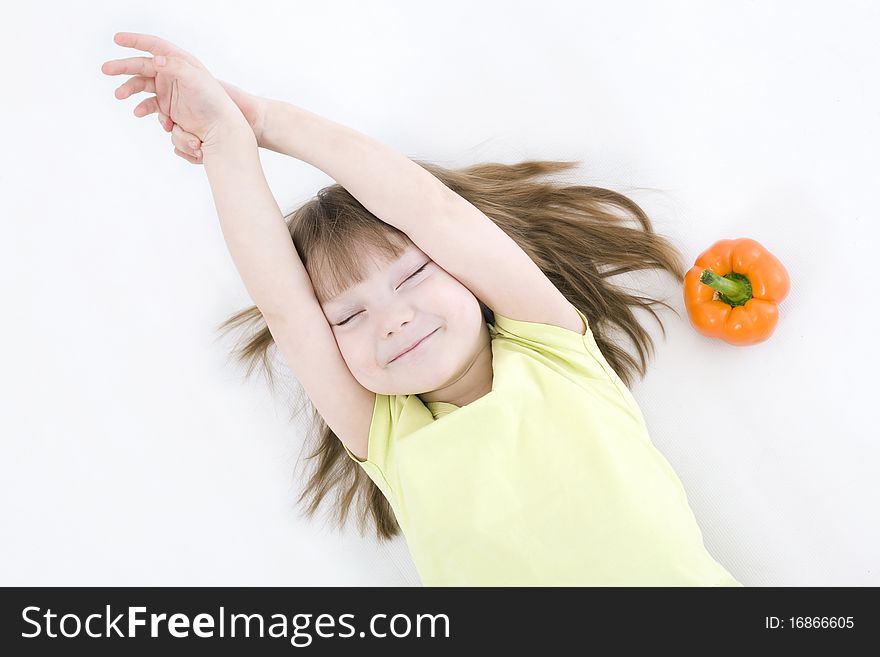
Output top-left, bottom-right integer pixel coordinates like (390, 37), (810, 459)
(343, 304), (742, 586)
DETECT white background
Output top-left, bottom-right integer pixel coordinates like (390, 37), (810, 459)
(2, 0), (877, 586)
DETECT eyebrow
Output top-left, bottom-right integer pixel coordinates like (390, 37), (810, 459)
(322, 252), (419, 307)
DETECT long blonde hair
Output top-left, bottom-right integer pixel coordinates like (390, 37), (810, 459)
(216, 159), (686, 541)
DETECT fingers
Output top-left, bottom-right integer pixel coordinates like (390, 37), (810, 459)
(116, 75), (166, 128)
(171, 123), (202, 160)
(113, 32), (175, 56)
(112, 75), (171, 129)
(109, 32), (202, 69)
(174, 147), (202, 164)
(102, 31), (177, 77)
(101, 56), (158, 78)
(115, 75), (155, 99)
(132, 95), (160, 118)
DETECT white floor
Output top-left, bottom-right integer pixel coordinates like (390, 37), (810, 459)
(4, 0), (877, 586)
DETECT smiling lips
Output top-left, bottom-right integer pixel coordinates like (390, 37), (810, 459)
(389, 328), (439, 364)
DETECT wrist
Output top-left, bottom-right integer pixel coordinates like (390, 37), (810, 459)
(257, 98), (286, 152)
(254, 97), (272, 149)
(202, 113), (257, 157)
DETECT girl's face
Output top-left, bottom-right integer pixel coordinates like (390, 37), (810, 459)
(320, 243), (489, 396)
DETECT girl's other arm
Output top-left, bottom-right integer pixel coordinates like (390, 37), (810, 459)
(258, 99), (453, 231)
(255, 100), (582, 333)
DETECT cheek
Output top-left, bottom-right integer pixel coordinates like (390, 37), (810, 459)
(433, 275), (481, 319)
(425, 279), (485, 345)
(334, 333), (368, 372)
(428, 272), (472, 307)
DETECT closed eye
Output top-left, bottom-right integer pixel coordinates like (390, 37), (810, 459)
(405, 262), (430, 282)
(335, 263), (430, 326)
(336, 311), (361, 326)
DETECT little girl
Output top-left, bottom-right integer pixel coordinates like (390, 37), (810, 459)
(104, 32), (742, 586)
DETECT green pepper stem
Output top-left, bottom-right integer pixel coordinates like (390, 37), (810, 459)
(699, 269), (752, 306)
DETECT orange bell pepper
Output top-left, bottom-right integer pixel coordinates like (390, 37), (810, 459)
(684, 238), (790, 346)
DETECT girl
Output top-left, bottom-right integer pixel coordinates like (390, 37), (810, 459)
(103, 32), (742, 586)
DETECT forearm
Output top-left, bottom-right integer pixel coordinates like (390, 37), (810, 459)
(259, 99), (452, 231)
(201, 122), (306, 317)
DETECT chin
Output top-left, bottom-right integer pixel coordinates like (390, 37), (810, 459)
(378, 355), (463, 397)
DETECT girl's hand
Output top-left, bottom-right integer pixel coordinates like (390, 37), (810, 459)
(102, 32), (245, 148)
(164, 79), (268, 165)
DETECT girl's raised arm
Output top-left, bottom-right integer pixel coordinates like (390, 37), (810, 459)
(103, 33), (375, 458)
(202, 127), (374, 460)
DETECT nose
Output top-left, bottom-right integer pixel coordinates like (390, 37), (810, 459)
(381, 299), (416, 337)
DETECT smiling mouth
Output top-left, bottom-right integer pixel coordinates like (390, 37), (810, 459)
(389, 328), (439, 363)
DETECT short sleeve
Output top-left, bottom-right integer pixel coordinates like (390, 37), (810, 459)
(341, 392), (388, 468)
(490, 303), (618, 383)
(342, 442), (367, 463)
(490, 302), (647, 427)
(340, 393), (400, 505)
